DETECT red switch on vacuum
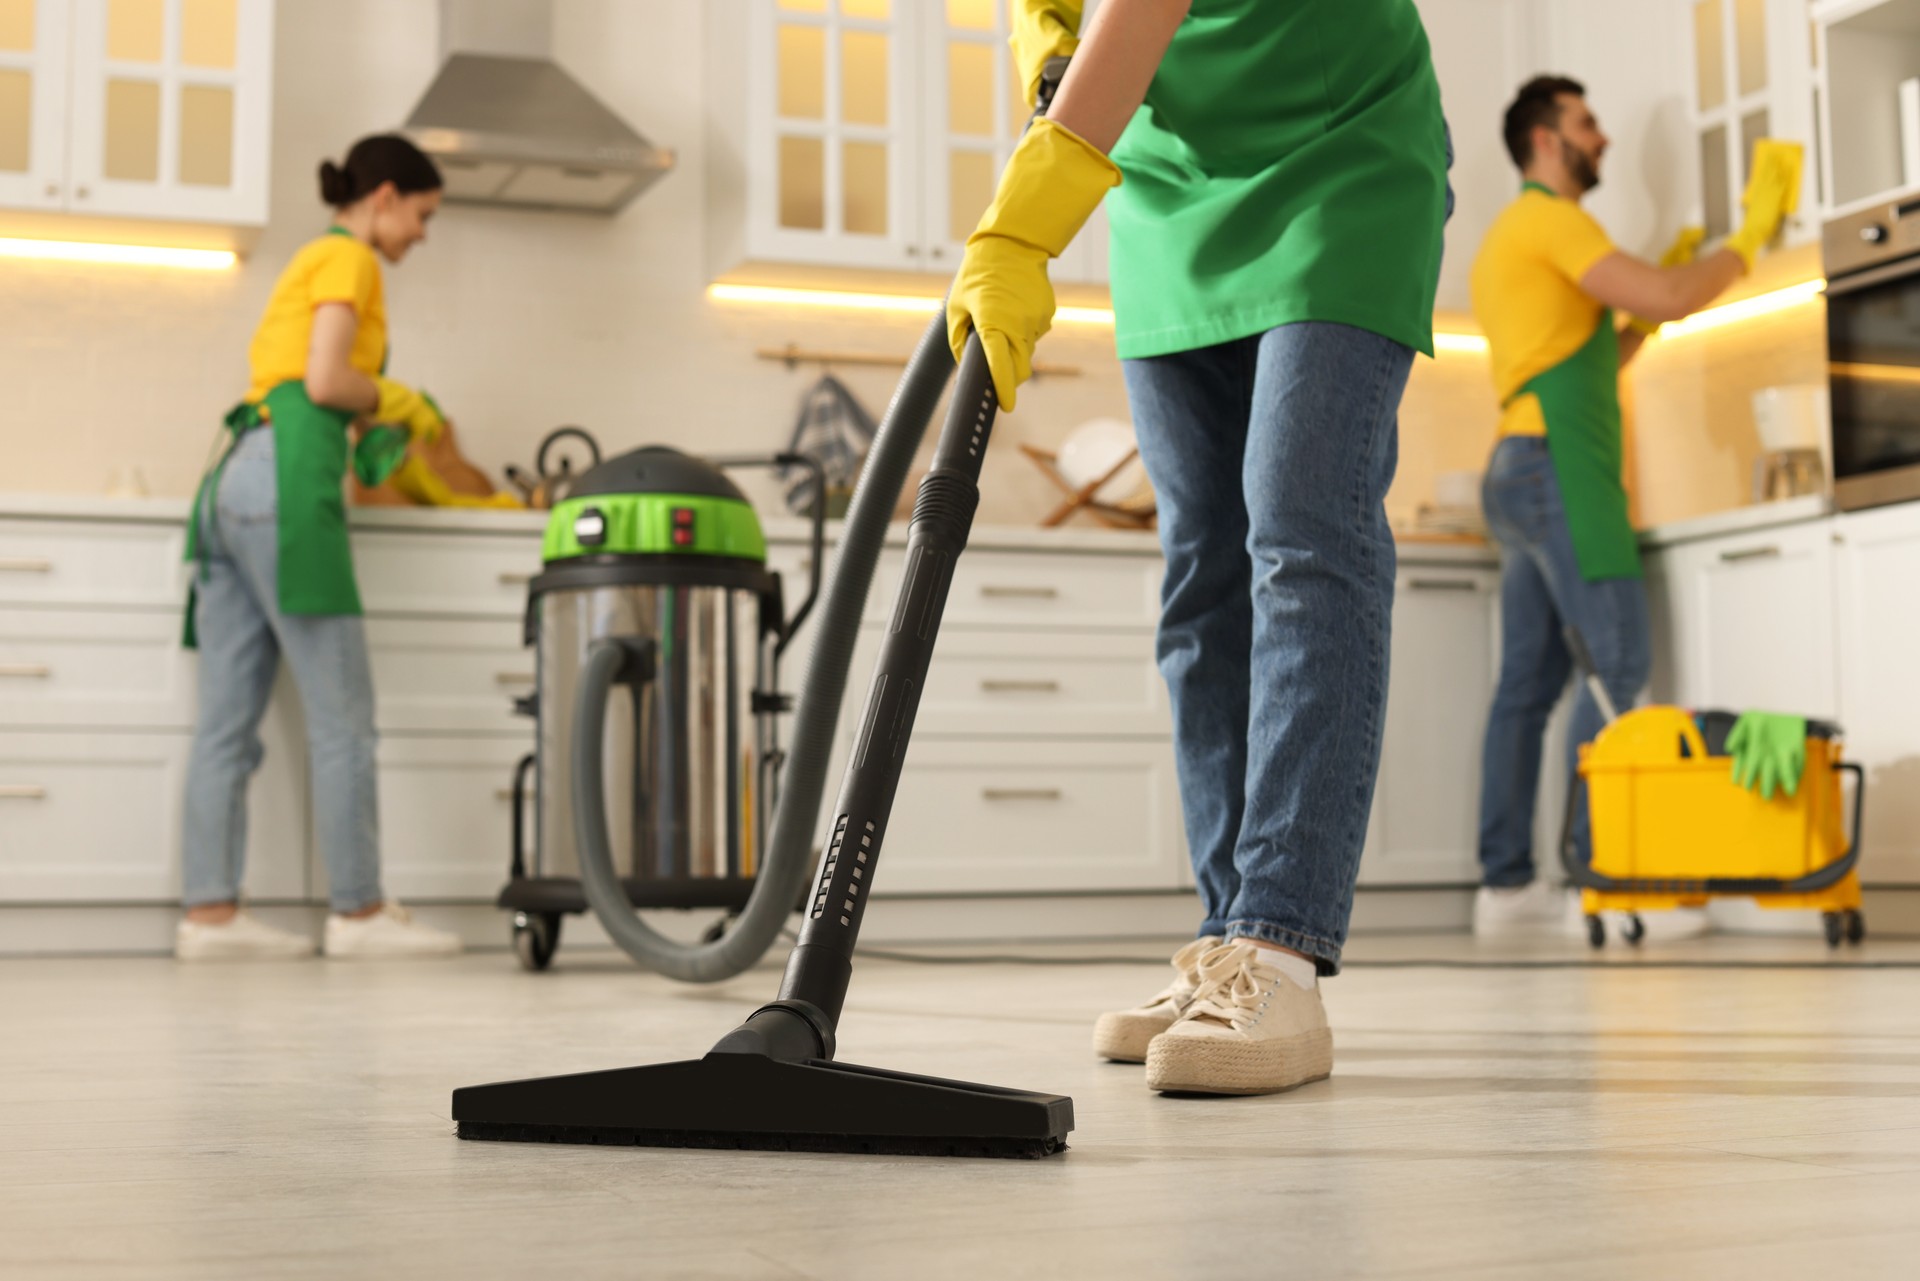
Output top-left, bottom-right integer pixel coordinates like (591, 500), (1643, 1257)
(671, 507), (695, 547)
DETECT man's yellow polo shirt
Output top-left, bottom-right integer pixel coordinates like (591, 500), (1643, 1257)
(1470, 184), (1616, 437)
(245, 230), (387, 404)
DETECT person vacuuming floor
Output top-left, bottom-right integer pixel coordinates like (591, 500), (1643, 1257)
(954, 0), (1448, 1096)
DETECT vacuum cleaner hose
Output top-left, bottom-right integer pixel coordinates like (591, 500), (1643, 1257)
(573, 310), (956, 982)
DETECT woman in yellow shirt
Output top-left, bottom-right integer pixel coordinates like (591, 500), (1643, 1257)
(178, 135), (462, 961)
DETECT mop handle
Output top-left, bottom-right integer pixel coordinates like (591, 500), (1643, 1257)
(1562, 626), (1620, 725)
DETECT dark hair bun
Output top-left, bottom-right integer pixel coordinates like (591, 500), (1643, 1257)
(317, 136), (442, 209)
(318, 159), (356, 207)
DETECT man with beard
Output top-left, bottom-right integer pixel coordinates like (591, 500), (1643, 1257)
(1469, 75), (1794, 936)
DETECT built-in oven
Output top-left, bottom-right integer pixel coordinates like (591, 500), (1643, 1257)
(1825, 199), (1920, 511)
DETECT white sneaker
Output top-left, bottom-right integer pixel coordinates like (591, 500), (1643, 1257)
(1092, 935), (1222, 1062)
(1144, 941), (1333, 1096)
(175, 910), (314, 962)
(1473, 881), (1581, 939)
(323, 901), (463, 959)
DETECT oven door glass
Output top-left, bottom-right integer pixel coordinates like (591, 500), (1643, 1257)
(1828, 263), (1920, 481)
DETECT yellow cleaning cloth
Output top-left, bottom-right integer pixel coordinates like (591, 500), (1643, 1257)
(1746, 138), (1804, 217)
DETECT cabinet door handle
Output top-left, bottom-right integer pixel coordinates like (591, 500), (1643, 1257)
(1406, 577), (1481, 593)
(980, 679), (1061, 693)
(982, 787), (1062, 801)
(980, 585), (1059, 600)
(1719, 545), (1782, 563)
(0, 784), (47, 800)
(0, 663), (51, 679)
(498, 571), (535, 586)
(495, 787), (529, 801)
(0, 558), (53, 573)
(496, 672), (536, 686)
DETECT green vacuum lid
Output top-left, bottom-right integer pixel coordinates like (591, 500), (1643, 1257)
(542, 446), (766, 565)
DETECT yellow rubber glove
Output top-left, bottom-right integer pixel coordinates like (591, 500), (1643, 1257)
(1725, 163), (1793, 270)
(373, 376), (446, 448)
(388, 456), (524, 509)
(1009, 0), (1083, 109)
(947, 119), (1120, 411)
(1628, 226), (1708, 335)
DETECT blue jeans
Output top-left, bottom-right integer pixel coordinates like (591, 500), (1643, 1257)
(1125, 322), (1413, 974)
(1477, 436), (1651, 887)
(182, 428), (383, 912)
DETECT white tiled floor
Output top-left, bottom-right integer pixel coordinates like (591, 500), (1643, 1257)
(2, 932), (1918, 1280)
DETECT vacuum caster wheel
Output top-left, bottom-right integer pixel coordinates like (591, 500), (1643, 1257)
(1822, 912), (1844, 949)
(1845, 910), (1866, 946)
(1621, 914), (1646, 946)
(512, 911), (562, 971)
(1585, 914), (1605, 949)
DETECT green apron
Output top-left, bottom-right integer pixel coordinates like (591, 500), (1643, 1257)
(182, 380), (362, 648)
(1106, 0), (1448, 359)
(1512, 310), (1641, 582)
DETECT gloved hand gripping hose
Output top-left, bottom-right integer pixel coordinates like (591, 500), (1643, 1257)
(570, 311), (957, 983)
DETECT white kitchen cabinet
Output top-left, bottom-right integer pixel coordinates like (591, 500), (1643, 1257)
(1833, 502), (1920, 883)
(0, 710), (305, 902)
(1663, 519), (1840, 716)
(364, 616), (534, 736)
(329, 734), (533, 903)
(1361, 564), (1501, 885)
(1818, 0), (1920, 213)
(1681, 0), (1821, 243)
(0, 0), (273, 225)
(0, 0), (69, 210)
(871, 737), (1184, 894)
(718, 0), (1108, 281)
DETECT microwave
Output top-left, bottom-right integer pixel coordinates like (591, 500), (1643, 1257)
(1825, 199), (1920, 511)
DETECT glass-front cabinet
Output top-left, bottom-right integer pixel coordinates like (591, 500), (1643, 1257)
(0, 0), (68, 210)
(1685, 0), (1819, 247)
(742, 0), (1107, 281)
(0, 0), (271, 226)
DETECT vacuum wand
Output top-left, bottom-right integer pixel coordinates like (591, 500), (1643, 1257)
(775, 340), (999, 1028)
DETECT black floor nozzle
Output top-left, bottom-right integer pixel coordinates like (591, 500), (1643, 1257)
(453, 1007), (1072, 1160)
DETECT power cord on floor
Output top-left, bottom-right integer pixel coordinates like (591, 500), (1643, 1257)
(774, 932), (1920, 971)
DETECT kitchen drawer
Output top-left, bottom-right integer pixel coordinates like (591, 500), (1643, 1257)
(352, 531), (544, 619)
(0, 729), (306, 902)
(864, 739), (1184, 894)
(342, 735), (533, 901)
(365, 617), (534, 735)
(0, 609), (194, 729)
(0, 519), (186, 608)
(848, 627), (1166, 737)
(864, 548), (1159, 631)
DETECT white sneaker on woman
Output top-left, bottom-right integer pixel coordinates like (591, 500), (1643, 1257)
(323, 901), (463, 959)
(175, 911), (314, 961)
(1092, 935), (1223, 1062)
(1143, 941), (1334, 1096)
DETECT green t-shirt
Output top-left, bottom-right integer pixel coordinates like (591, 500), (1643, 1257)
(1107, 0), (1448, 359)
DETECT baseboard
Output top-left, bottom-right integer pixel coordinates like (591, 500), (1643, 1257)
(0, 886), (1477, 957)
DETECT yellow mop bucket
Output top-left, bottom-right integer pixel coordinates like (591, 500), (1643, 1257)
(1562, 705), (1865, 948)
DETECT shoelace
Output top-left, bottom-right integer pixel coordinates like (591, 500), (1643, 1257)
(1182, 944), (1283, 1031)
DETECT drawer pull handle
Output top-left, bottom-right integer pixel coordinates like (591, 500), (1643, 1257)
(980, 585), (1059, 600)
(498, 571), (536, 586)
(980, 679), (1061, 693)
(1406, 578), (1481, 593)
(0, 558), (53, 573)
(495, 787), (530, 801)
(1719, 545), (1782, 564)
(0, 784), (48, 800)
(495, 672), (536, 686)
(0, 663), (52, 679)
(982, 787), (1062, 802)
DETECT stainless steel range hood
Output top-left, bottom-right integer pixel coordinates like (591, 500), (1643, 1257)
(403, 0), (673, 215)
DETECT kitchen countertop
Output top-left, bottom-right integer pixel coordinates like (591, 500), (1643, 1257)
(0, 493), (1496, 562)
(1637, 494), (1832, 549)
